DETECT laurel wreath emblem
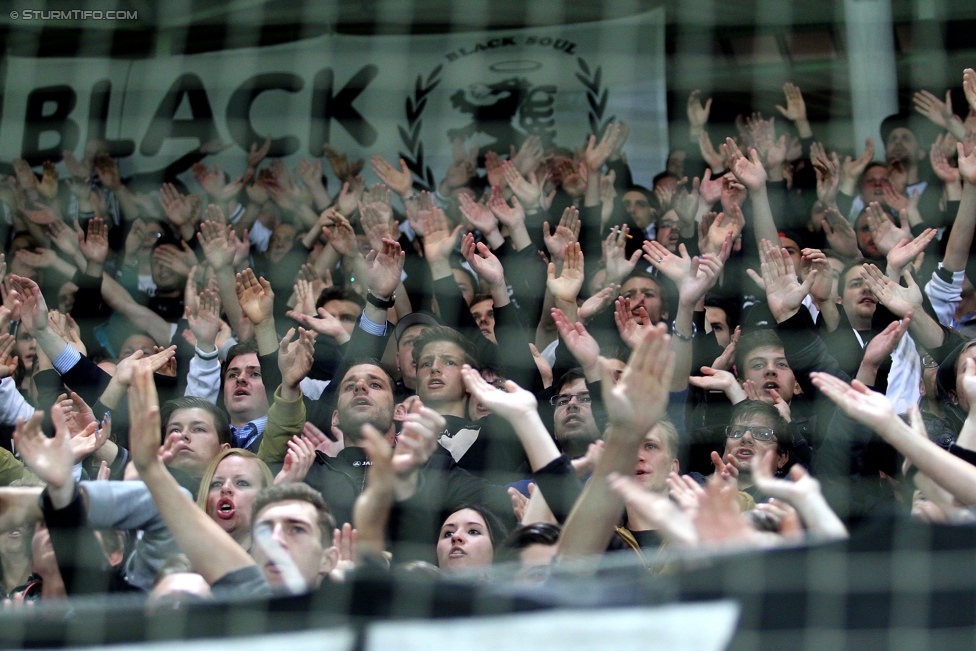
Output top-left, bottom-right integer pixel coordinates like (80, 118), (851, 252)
(575, 57), (615, 136)
(398, 65), (442, 191)
(398, 56), (612, 189)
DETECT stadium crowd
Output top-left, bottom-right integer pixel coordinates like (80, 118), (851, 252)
(3, 67), (976, 606)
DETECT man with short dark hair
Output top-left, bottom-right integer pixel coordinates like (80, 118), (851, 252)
(412, 326), (528, 480)
(550, 369), (601, 459)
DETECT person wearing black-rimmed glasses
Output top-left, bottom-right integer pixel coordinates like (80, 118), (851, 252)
(720, 400), (794, 500)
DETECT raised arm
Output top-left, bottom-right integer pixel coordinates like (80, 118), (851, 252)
(128, 363), (255, 586)
(557, 323), (674, 562)
(813, 371), (976, 507)
(725, 138), (779, 246)
(461, 366), (561, 471)
(941, 141), (976, 273)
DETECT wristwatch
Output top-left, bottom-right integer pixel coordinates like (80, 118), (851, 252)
(366, 291), (396, 309)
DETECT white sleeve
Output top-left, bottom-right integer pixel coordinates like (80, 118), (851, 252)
(925, 265), (964, 328)
(0, 377), (35, 425)
(185, 348), (221, 403)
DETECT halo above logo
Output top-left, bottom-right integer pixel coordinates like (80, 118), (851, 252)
(489, 60), (543, 73)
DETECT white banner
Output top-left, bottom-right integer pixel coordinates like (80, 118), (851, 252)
(0, 9), (667, 190)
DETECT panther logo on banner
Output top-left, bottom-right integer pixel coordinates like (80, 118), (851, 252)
(396, 35), (617, 191)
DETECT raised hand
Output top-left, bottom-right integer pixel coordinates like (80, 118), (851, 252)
(775, 83), (808, 124)
(643, 240), (691, 284)
(320, 212), (358, 259)
(421, 206), (463, 265)
(73, 216), (109, 268)
(752, 238), (817, 323)
(602, 323), (674, 435)
(370, 156), (414, 197)
(335, 176), (365, 216)
(6, 275), (48, 334)
(198, 220), (234, 269)
(486, 184), (526, 231)
(235, 268), (274, 325)
(930, 139), (962, 186)
(461, 365), (538, 421)
(860, 316), (910, 372)
(811, 142), (840, 208)
(886, 228), (936, 278)
(115, 346), (178, 388)
(390, 399), (443, 476)
(821, 208), (859, 259)
(865, 202), (910, 256)
(159, 183), (196, 228)
(614, 296), (653, 349)
(839, 138), (875, 194)
(460, 233), (505, 289)
(278, 327), (316, 390)
(724, 138), (767, 192)
(511, 135), (545, 175)
(14, 248), (60, 270)
(687, 90), (712, 132)
(274, 436), (317, 485)
(578, 284), (619, 324)
(810, 372), (899, 432)
(678, 254), (724, 309)
(127, 364), (164, 472)
(457, 193), (499, 237)
(322, 144), (365, 182)
(583, 123), (622, 172)
(543, 206), (580, 261)
(552, 307), (601, 372)
(48, 311), (85, 355)
(608, 472), (696, 546)
(153, 242), (197, 278)
(364, 238), (405, 299)
(287, 307), (350, 344)
(702, 205), (745, 257)
(696, 168), (722, 207)
(958, 139), (976, 186)
(913, 90), (955, 130)
(501, 160), (549, 210)
(247, 135), (272, 171)
(20, 199), (61, 226)
(0, 333), (18, 378)
(688, 366), (746, 403)
(37, 161), (58, 200)
(13, 411), (73, 494)
(801, 249), (835, 304)
(187, 289), (222, 351)
(965, 69), (976, 114)
(546, 242), (584, 303)
(295, 158), (325, 188)
(859, 264), (921, 318)
(695, 130), (724, 172)
(602, 225), (642, 285)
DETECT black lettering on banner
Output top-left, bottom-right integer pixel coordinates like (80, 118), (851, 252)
(140, 74), (219, 156)
(309, 66), (379, 152)
(226, 73), (303, 157)
(21, 85), (79, 165)
(88, 80), (135, 158)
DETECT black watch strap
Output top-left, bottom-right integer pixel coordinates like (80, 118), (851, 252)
(366, 292), (396, 309)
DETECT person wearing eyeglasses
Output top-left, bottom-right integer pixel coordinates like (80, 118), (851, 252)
(549, 369), (601, 461)
(721, 400), (794, 499)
